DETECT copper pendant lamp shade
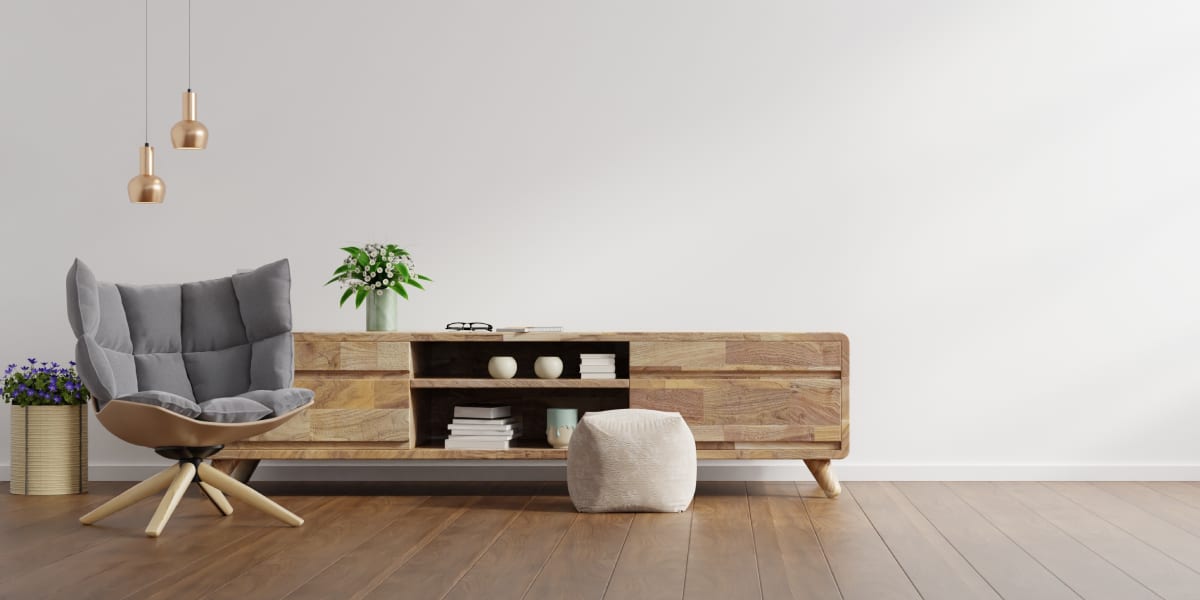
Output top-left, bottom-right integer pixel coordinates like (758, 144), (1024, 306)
(128, 144), (165, 204)
(171, 90), (208, 149)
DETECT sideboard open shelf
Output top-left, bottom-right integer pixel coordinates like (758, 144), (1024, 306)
(215, 331), (849, 497)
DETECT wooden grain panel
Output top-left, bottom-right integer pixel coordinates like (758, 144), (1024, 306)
(725, 341), (841, 370)
(248, 410), (312, 442)
(376, 342), (411, 370)
(631, 341), (841, 371)
(372, 379), (410, 409)
(310, 409), (408, 442)
(747, 482), (841, 600)
(295, 341), (340, 370)
(1004, 483), (1200, 600)
(897, 483), (1077, 600)
(690, 425), (839, 443)
(340, 342), (381, 371)
(295, 376), (377, 410)
(628, 387), (704, 420)
(631, 341), (726, 370)
(848, 483), (999, 600)
(949, 483), (1157, 600)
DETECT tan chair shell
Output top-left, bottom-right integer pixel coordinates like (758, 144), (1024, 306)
(96, 398), (313, 449)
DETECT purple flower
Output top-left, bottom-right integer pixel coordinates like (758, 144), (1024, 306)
(50, 362), (60, 368)
(69, 361), (76, 367)
(27, 358), (36, 364)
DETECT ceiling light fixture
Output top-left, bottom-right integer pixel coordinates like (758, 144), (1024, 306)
(171, 0), (208, 150)
(129, 0), (165, 204)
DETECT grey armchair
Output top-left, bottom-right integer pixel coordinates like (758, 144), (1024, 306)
(65, 258), (314, 537)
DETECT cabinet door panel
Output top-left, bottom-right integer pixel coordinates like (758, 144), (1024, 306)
(630, 341), (840, 372)
(630, 378), (841, 442)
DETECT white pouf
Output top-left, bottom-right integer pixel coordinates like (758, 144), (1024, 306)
(567, 409), (697, 513)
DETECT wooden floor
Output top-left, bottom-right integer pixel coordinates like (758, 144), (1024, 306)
(3, 481), (1200, 600)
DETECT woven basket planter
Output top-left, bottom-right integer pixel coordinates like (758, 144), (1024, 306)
(10, 405), (88, 495)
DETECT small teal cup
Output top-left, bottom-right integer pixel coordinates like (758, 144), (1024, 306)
(546, 408), (578, 449)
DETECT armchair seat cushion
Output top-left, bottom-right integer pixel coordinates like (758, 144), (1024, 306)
(242, 388), (315, 418)
(119, 390), (202, 419)
(199, 396), (273, 423)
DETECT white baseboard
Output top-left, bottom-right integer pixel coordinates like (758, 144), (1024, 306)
(2, 462), (1198, 482)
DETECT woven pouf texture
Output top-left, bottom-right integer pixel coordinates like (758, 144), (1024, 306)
(567, 409), (696, 513)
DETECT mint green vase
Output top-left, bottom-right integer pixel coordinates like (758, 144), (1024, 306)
(365, 290), (399, 331)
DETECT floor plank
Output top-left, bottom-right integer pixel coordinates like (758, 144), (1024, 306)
(683, 483), (762, 600)
(444, 495), (578, 600)
(524, 511), (634, 600)
(205, 495), (429, 600)
(284, 495), (478, 600)
(849, 482), (999, 600)
(805, 485), (921, 600)
(2, 492), (321, 600)
(1099, 483), (1200, 538)
(746, 482), (841, 600)
(1149, 482), (1200, 511)
(1004, 482), (1200, 600)
(949, 483), (1157, 600)
(362, 495), (533, 600)
(605, 507), (693, 600)
(1047, 482), (1200, 573)
(897, 483), (1079, 600)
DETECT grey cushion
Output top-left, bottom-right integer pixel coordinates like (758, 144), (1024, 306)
(198, 396), (272, 423)
(118, 284), (183, 354)
(241, 387), (313, 417)
(119, 390), (202, 419)
(65, 259), (310, 422)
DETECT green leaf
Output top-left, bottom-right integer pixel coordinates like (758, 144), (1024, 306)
(325, 273), (347, 286)
(416, 274), (432, 282)
(354, 288), (368, 308)
(406, 279), (424, 291)
(338, 288), (355, 307)
(395, 262), (411, 279)
(342, 246), (369, 266)
(391, 283), (409, 299)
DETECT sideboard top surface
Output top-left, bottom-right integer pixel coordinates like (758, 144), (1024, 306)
(295, 331), (849, 343)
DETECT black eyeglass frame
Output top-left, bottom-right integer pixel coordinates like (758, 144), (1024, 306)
(445, 322), (494, 331)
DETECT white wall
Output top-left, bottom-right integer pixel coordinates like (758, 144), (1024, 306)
(2, 0), (1199, 481)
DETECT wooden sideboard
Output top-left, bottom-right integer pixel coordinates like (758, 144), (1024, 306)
(214, 331), (849, 497)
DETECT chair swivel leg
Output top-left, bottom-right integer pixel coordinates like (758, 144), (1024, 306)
(80, 464), (181, 525)
(197, 481), (234, 516)
(145, 462), (197, 537)
(196, 462), (303, 527)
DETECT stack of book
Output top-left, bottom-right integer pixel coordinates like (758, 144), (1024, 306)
(445, 404), (521, 450)
(579, 353), (617, 379)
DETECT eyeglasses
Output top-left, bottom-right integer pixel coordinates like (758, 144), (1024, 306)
(445, 322), (493, 332)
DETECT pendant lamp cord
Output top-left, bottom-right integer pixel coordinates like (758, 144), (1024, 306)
(187, 0), (191, 91)
(144, 0), (148, 144)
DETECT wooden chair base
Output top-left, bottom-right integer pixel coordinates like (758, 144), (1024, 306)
(80, 462), (303, 537)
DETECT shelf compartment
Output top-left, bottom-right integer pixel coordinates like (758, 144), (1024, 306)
(411, 341), (629, 379)
(410, 378), (629, 389)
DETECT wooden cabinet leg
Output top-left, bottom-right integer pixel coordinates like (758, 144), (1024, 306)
(804, 459), (842, 499)
(211, 459), (261, 483)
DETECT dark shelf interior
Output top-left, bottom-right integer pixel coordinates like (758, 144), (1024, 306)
(411, 341), (630, 380)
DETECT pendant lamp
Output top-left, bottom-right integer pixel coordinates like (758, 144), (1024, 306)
(171, 0), (208, 149)
(129, 0), (165, 204)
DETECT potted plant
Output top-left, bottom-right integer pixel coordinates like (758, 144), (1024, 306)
(3, 359), (90, 495)
(326, 244), (432, 331)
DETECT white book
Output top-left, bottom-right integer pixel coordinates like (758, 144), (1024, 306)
(580, 358), (617, 366)
(452, 417), (521, 425)
(445, 438), (510, 450)
(447, 432), (516, 441)
(453, 404), (511, 419)
(580, 353), (616, 359)
(580, 373), (617, 379)
(448, 423), (520, 433)
(496, 326), (564, 333)
(579, 365), (617, 374)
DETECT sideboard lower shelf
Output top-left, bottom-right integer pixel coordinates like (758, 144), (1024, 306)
(409, 378), (629, 389)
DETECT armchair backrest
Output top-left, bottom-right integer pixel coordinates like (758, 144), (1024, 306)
(65, 259), (295, 410)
